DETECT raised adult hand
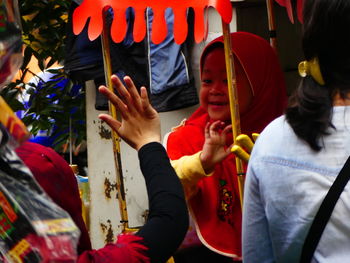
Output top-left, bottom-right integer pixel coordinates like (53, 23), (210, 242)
(98, 75), (160, 151)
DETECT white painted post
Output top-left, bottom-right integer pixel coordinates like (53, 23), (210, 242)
(86, 80), (198, 247)
(85, 81), (123, 248)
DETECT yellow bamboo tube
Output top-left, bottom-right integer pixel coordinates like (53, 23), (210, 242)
(101, 9), (129, 232)
(221, 21), (245, 209)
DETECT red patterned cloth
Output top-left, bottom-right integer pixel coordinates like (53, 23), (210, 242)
(167, 32), (287, 258)
(15, 142), (92, 255)
(78, 234), (149, 263)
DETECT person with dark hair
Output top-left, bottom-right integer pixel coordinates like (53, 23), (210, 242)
(165, 32), (287, 262)
(15, 141), (92, 255)
(1, 0), (188, 261)
(3, 74), (188, 262)
(3, 74), (189, 263)
(77, 75), (189, 263)
(242, 0), (350, 262)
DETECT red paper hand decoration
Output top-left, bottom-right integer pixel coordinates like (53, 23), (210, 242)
(274, 0), (304, 24)
(72, 0), (232, 44)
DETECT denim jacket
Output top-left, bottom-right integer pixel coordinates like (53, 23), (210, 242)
(243, 106), (350, 263)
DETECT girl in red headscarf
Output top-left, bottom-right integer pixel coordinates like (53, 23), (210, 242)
(165, 31), (287, 262)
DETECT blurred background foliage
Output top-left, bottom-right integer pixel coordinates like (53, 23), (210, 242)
(0, 0), (86, 151)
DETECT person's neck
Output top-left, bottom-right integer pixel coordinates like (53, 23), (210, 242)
(333, 93), (350, 106)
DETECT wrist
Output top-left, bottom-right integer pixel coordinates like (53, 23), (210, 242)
(200, 152), (214, 174)
(136, 137), (161, 151)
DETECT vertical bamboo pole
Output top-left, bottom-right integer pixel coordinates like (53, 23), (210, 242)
(266, 0), (277, 49)
(221, 21), (245, 209)
(101, 8), (129, 231)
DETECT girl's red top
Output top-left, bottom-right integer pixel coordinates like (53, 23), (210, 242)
(167, 31), (288, 258)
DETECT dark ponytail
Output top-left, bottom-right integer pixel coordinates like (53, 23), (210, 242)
(286, 77), (333, 151)
(286, 0), (350, 151)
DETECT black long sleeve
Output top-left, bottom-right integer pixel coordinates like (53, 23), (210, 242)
(136, 142), (189, 263)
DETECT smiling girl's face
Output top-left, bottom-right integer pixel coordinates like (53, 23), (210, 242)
(200, 47), (253, 122)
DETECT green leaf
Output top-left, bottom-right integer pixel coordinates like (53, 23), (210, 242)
(21, 47), (33, 70)
(2, 0), (86, 153)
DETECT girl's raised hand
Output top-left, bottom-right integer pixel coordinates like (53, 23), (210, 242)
(200, 121), (232, 174)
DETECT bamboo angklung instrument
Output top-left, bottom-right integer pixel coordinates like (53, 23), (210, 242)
(72, 0), (234, 231)
(221, 21), (245, 209)
(100, 8), (130, 232)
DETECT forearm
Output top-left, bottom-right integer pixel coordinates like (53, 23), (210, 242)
(136, 142), (189, 263)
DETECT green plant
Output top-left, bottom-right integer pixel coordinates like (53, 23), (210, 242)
(20, 0), (70, 69)
(1, 0), (86, 151)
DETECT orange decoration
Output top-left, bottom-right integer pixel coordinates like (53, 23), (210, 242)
(72, 0), (232, 44)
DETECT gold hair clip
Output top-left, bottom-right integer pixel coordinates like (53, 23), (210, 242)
(298, 58), (325, 86)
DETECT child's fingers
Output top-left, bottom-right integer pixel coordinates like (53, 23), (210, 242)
(222, 124), (232, 135)
(218, 124), (232, 142)
(209, 121), (221, 137)
(216, 123), (232, 142)
(226, 143), (234, 155)
(210, 120), (222, 131)
(204, 122), (210, 139)
(98, 86), (129, 120)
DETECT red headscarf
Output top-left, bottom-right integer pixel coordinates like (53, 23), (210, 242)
(199, 31), (287, 135)
(166, 32), (287, 258)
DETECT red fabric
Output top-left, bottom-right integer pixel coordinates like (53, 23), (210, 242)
(275, 0), (294, 23)
(167, 32), (287, 258)
(297, 0), (304, 23)
(73, 0), (232, 44)
(15, 142), (92, 255)
(275, 0), (304, 24)
(78, 234), (149, 263)
(26, 234), (77, 262)
(2, 234), (77, 263)
(167, 112), (243, 258)
(15, 143), (150, 262)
